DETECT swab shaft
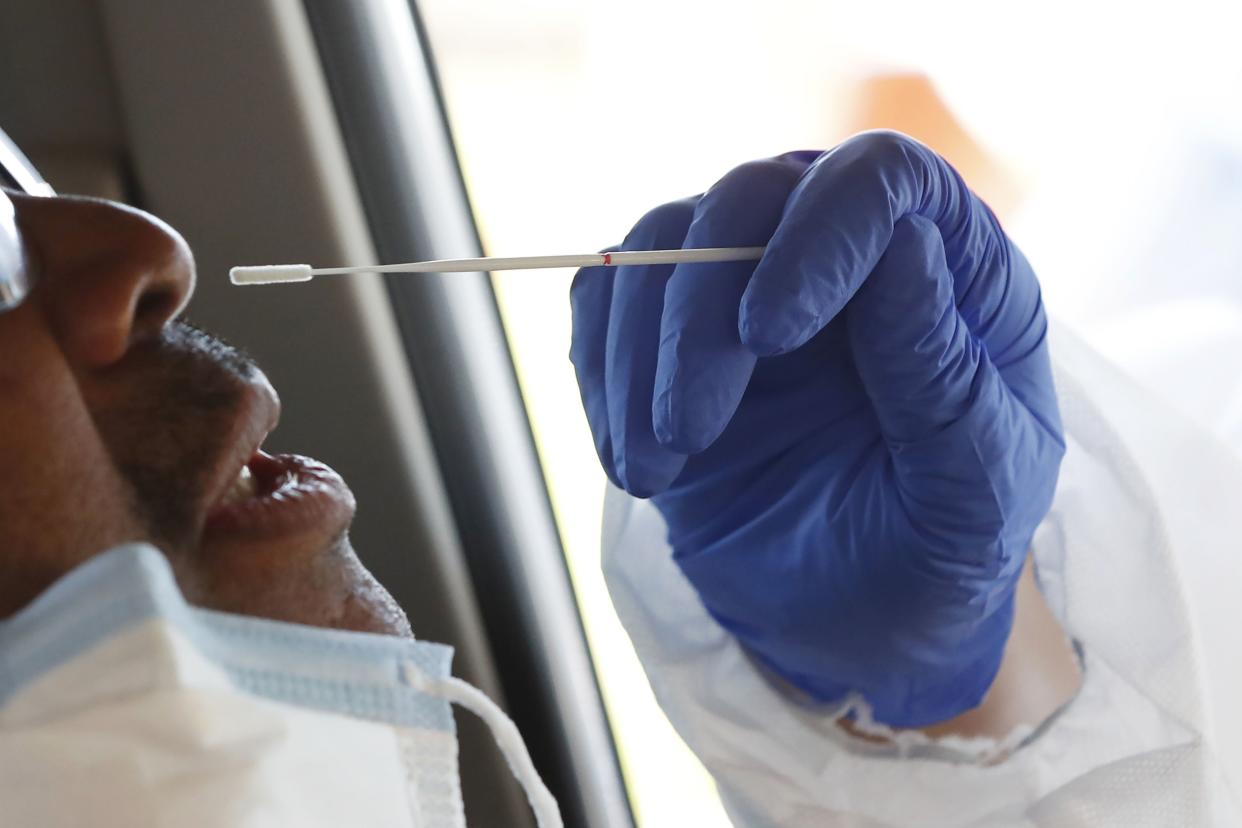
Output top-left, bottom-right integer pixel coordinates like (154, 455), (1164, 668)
(229, 246), (767, 285)
(309, 254), (601, 275)
(308, 246), (766, 276)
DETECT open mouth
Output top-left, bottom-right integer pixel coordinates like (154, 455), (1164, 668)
(203, 450), (355, 541)
(216, 461), (261, 506)
(196, 367), (354, 543)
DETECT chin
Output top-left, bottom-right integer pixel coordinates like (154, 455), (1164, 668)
(186, 528), (412, 637)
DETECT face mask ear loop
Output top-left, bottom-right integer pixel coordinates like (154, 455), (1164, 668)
(403, 664), (564, 828)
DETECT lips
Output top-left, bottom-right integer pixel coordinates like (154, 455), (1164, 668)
(199, 369), (354, 543)
(204, 450), (355, 541)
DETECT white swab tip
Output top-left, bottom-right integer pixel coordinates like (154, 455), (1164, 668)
(230, 264), (315, 285)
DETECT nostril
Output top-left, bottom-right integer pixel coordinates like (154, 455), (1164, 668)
(133, 289), (179, 331)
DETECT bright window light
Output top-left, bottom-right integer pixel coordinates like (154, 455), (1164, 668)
(419, 0), (1242, 822)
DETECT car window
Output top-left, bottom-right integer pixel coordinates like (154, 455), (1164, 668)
(418, 1), (1242, 822)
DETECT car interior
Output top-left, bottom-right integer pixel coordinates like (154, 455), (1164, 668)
(0, 2), (631, 826)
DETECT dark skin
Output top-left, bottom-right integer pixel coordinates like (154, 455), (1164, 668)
(0, 189), (410, 636)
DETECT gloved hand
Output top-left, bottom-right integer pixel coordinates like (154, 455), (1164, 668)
(569, 131), (1065, 728)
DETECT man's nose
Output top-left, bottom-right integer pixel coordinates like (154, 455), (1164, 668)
(10, 192), (195, 366)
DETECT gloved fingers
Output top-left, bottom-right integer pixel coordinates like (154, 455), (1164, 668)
(847, 216), (1017, 548)
(603, 197), (698, 496)
(569, 256), (621, 486)
(740, 131), (969, 356)
(653, 155), (813, 453)
(847, 216), (978, 444)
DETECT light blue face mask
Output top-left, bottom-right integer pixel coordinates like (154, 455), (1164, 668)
(0, 543), (561, 828)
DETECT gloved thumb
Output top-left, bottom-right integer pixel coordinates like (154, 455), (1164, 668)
(847, 216), (1014, 548)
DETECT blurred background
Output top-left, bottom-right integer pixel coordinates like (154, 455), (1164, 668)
(418, 0), (1242, 823)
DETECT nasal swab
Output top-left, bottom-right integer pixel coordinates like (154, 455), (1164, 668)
(229, 246), (767, 285)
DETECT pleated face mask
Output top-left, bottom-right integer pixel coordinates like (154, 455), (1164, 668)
(0, 544), (561, 828)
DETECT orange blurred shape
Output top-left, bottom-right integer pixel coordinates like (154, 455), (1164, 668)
(845, 73), (1021, 220)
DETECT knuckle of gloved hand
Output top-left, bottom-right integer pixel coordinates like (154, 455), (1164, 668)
(774, 148), (823, 166)
(878, 217), (945, 291)
(889, 213), (940, 250)
(626, 198), (697, 250)
(710, 158), (806, 206)
(840, 128), (920, 169)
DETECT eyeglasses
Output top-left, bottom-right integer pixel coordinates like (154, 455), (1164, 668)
(1, 127), (55, 314)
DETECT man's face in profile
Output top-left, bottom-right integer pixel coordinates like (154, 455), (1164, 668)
(0, 188), (410, 635)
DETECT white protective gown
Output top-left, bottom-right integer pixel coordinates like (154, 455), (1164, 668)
(601, 324), (1242, 827)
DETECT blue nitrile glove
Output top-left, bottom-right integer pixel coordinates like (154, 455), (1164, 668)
(569, 132), (1065, 728)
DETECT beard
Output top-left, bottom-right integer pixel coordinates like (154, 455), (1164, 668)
(10, 318), (407, 636)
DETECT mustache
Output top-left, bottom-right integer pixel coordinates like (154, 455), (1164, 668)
(166, 318), (259, 381)
(111, 320), (262, 548)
